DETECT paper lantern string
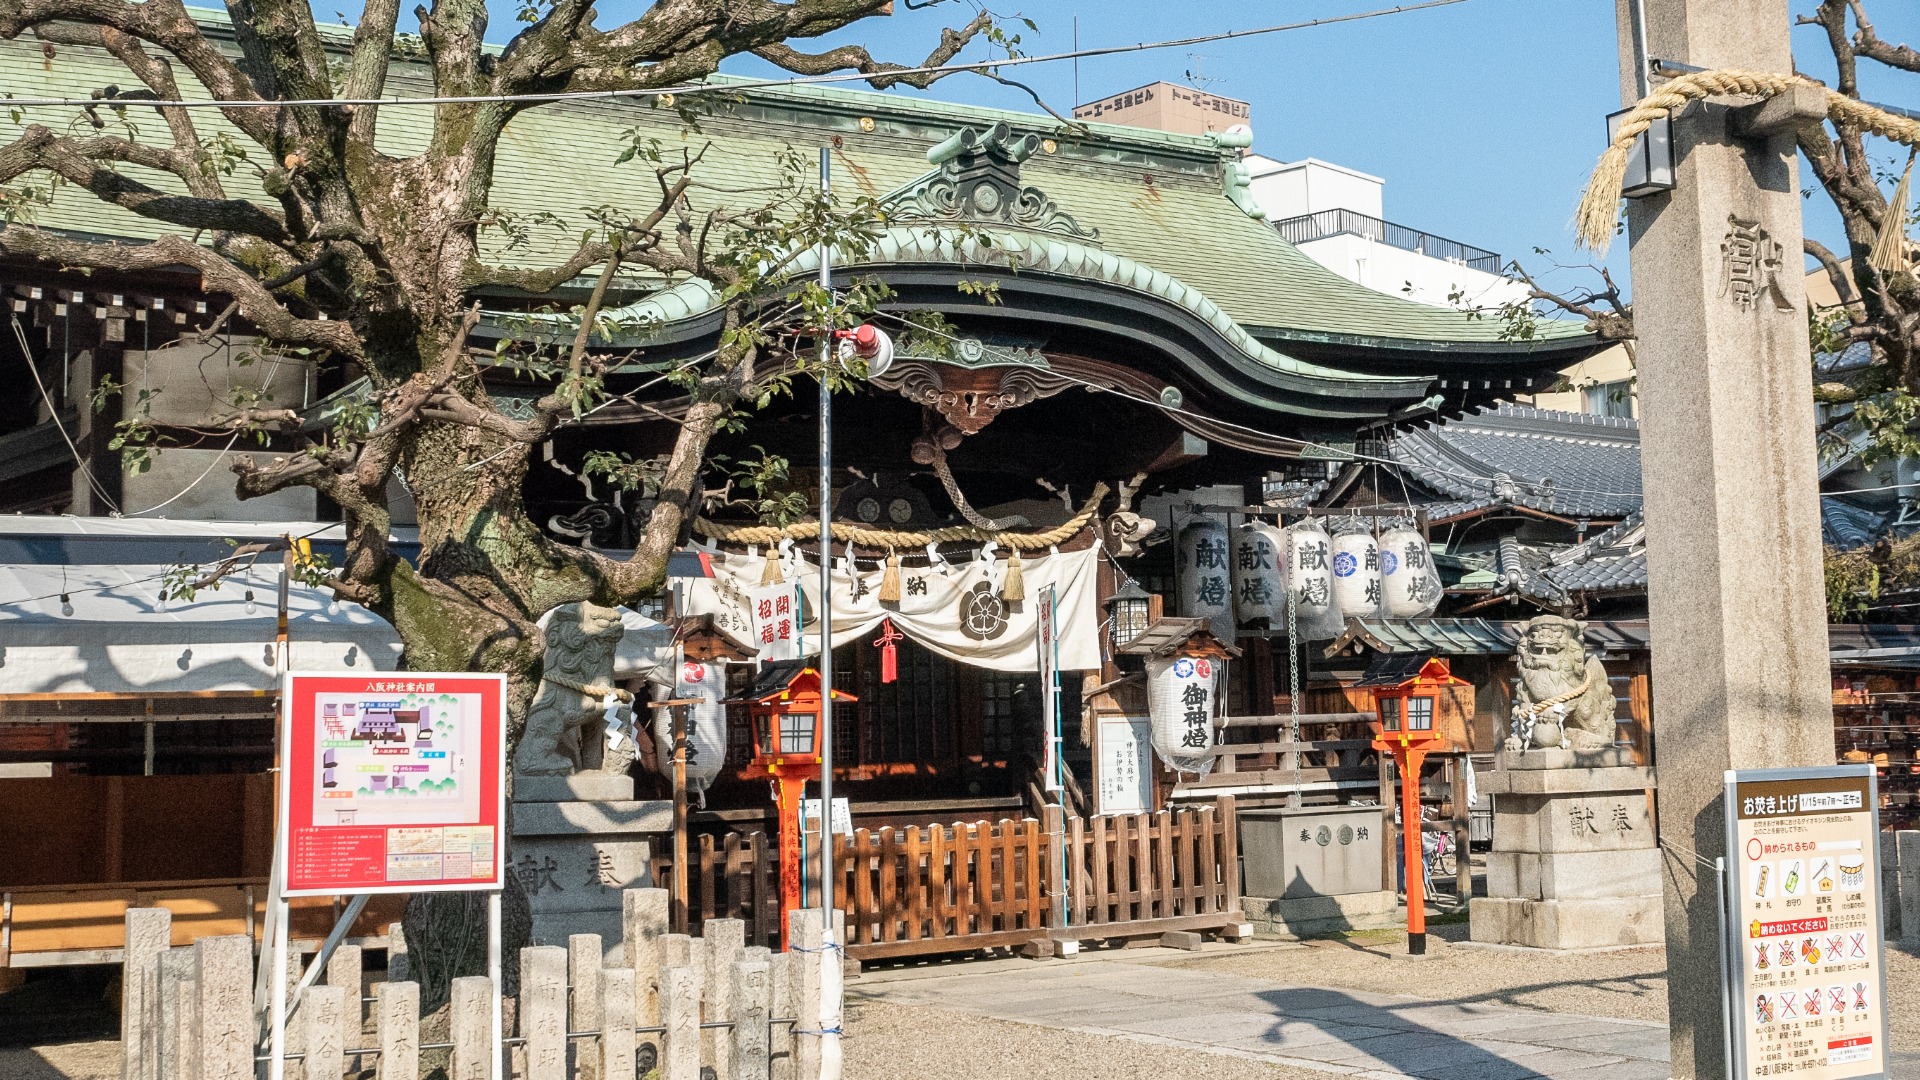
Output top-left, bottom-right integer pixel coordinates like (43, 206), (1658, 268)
(872, 618), (905, 684)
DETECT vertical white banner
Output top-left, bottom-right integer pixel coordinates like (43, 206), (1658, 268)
(1038, 584), (1062, 793)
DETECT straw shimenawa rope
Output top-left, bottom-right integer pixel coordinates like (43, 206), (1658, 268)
(1576, 68), (1920, 254)
(694, 483), (1110, 552)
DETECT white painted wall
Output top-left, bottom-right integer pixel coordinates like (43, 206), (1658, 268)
(1242, 155), (1526, 310)
(1293, 234), (1529, 310)
(1244, 156), (1383, 219)
(122, 447), (317, 520)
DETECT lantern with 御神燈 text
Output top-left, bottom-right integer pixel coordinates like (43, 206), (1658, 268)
(1118, 618), (1242, 779)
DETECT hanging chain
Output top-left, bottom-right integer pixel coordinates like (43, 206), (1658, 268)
(1286, 535), (1303, 808)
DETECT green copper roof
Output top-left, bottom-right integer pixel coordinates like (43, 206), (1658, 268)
(0, 22), (1591, 355)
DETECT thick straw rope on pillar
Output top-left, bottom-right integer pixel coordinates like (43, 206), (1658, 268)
(1576, 68), (1920, 253)
(694, 483), (1110, 552)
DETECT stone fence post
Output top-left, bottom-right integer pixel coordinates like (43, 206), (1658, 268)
(449, 975), (493, 1080)
(121, 907), (170, 1080)
(379, 979), (421, 1080)
(193, 934), (253, 1080)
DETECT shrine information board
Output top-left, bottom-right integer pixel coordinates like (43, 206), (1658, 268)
(1725, 766), (1889, 1079)
(280, 672), (506, 896)
(1097, 715), (1152, 815)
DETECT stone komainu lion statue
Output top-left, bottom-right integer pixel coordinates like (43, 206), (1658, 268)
(514, 602), (628, 776)
(1506, 614), (1616, 752)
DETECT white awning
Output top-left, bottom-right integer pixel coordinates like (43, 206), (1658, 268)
(0, 563), (403, 695)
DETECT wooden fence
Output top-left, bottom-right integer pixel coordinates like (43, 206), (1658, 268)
(668, 801), (1247, 961)
(835, 816), (1053, 960)
(118, 888), (825, 1080)
(651, 831), (781, 948)
(1066, 797), (1243, 937)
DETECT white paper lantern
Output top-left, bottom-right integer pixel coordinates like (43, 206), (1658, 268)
(1286, 520), (1344, 639)
(1146, 654), (1219, 775)
(1330, 522), (1382, 621)
(1230, 521), (1288, 629)
(1380, 525), (1444, 618)
(654, 657), (729, 795)
(1175, 518), (1232, 626)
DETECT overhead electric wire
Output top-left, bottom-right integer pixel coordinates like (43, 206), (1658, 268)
(0, 1), (1469, 110)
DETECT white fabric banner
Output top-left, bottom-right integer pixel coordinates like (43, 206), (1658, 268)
(682, 544), (1102, 672)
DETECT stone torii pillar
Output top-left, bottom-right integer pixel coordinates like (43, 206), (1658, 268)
(1613, 2), (1837, 1077)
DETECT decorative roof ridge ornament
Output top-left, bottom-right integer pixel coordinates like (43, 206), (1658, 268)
(886, 121), (1102, 245)
(894, 335), (1052, 371)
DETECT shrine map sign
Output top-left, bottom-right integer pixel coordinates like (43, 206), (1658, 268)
(280, 672), (506, 896)
(1725, 766), (1889, 1079)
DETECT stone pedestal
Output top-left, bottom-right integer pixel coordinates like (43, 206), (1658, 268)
(1469, 749), (1663, 950)
(511, 774), (671, 957)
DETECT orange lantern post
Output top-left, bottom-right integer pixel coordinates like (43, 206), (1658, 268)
(739, 662), (856, 949)
(1367, 656), (1468, 956)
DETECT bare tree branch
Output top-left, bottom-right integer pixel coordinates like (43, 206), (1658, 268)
(0, 126), (291, 240)
(752, 11), (991, 89)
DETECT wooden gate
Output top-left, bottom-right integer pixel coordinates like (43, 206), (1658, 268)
(668, 799), (1246, 961)
(833, 817), (1051, 960)
(1065, 797), (1243, 938)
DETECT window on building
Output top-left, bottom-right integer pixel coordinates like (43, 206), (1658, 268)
(1583, 380), (1634, 418)
(981, 672), (1030, 756)
(859, 638), (952, 764)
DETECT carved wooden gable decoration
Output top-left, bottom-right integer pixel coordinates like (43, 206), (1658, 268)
(874, 124), (1105, 444)
(887, 121), (1100, 245)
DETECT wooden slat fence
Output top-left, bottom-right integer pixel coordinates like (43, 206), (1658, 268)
(833, 817), (1050, 961)
(651, 831), (781, 949)
(666, 800), (1245, 961)
(1066, 799), (1242, 935)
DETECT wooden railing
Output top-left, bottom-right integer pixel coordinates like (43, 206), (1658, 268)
(1178, 712), (1379, 797)
(650, 831), (781, 948)
(1066, 799), (1241, 934)
(834, 817), (1052, 960)
(669, 802), (1246, 961)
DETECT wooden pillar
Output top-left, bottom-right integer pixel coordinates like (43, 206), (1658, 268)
(1450, 756), (1472, 901)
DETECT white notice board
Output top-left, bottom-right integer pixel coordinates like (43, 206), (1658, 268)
(1096, 715), (1152, 816)
(1724, 765), (1889, 1080)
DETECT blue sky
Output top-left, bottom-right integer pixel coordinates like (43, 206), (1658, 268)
(350, 0), (1920, 300)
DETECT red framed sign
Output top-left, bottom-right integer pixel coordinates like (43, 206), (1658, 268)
(279, 672), (507, 896)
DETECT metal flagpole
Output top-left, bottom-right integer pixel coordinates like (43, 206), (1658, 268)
(815, 144), (845, 1080)
(489, 890), (503, 1080)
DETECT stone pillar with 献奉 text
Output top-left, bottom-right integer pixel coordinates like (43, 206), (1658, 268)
(1469, 748), (1663, 950)
(1613, 2), (1838, 1077)
(511, 775), (671, 958)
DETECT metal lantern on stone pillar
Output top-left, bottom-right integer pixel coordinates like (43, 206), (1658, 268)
(736, 661), (857, 948)
(1364, 655), (1470, 956)
(1106, 578), (1154, 650)
(1606, 109), (1674, 198)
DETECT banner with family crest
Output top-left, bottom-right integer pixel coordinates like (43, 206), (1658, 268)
(680, 544), (1102, 672)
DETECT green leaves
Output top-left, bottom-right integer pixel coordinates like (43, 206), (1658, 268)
(582, 450), (665, 495)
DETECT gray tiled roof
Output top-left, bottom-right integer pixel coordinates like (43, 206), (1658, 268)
(1542, 551), (1647, 593)
(1823, 497), (1891, 551)
(1391, 403), (1642, 519)
(1332, 617), (1653, 656)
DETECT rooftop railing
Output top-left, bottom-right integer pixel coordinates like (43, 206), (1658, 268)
(1274, 208), (1503, 273)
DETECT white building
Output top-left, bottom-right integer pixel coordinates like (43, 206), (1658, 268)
(1242, 156), (1532, 311)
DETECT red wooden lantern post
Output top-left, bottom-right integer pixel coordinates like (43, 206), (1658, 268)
(740, 663), (856, 948)
(1368, 656), (1468, 956)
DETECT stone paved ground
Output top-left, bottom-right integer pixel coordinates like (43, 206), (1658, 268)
(850, 936), (1920, 1080)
